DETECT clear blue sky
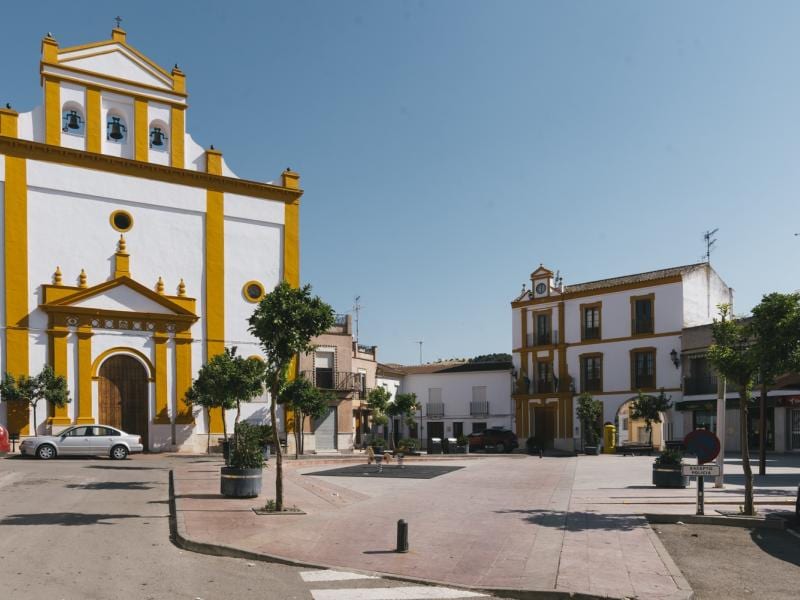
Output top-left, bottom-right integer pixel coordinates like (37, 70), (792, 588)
(3, 1), (799, 364)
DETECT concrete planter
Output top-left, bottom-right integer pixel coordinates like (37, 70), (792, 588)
(584, 445), (600, 455)
(652, 465), (688, 488)
(220, 466), (263, 498)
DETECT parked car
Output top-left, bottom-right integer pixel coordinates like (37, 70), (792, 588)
(468, 427), (518, 453)
(20, 425), (144, 460)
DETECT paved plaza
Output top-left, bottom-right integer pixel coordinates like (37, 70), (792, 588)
(172, 453), (799, 598)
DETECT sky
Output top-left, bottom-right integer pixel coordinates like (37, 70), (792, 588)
(3, 1), (799, 364)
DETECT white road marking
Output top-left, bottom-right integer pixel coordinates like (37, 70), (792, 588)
(300, 570), (378, 582)
(310, 586), (487, 600)
(786, 528), (800, 541)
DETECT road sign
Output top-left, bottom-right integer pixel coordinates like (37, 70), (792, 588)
(682, 464), (720, 477)
(683, 429), (721, 464)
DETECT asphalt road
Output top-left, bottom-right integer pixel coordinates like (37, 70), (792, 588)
(0, 454), (488, 600)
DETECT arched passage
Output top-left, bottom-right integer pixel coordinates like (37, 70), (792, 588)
(98, 355), (149, 448)
(616, 397), (665, 449)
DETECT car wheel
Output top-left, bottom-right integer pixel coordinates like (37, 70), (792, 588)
(496, 442), (506, 453)
(110, 445), (128, 460)
(37, 444), (56, 460)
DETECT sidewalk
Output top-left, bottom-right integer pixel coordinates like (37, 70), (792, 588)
(171, 454), (799, 599)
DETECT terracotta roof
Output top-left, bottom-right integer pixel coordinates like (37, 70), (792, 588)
(378, 361), (512, 375)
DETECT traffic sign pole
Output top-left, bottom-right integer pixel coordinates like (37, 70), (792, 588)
(715, 376), (726, 488)
(697, 475), (704, 515)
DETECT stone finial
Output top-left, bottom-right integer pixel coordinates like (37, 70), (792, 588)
(53, 266), (62, 285)
(117, 234), (127, 253)
(156, 276), (165, 294)
(177, 278), (186, 297)
(79, 269), (87, 288)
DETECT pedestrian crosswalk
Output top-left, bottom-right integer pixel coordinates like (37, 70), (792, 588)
(299, 570), (489, 600)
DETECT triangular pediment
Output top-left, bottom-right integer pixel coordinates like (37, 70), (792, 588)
(59, 43), (173, 89)
(45, 276), (195, 318)
(530, 265), (554, 279)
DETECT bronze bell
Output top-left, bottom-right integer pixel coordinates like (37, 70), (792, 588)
(108, 116), (126, 140)
(66, 110), (81, 130)
(150, 127), (166, 147)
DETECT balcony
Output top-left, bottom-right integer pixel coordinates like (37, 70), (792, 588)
(633, 373), (655, 389)
(582, 378), (602, 393)
(301, 370), (357, 392)
(426, 402), (445, 418)
(470, 400), (489, 416)
(526, 329), (558, 347)
(684, 373), (718, 395)
(582, 326), (600, 341)
(632, 317), (653, 335)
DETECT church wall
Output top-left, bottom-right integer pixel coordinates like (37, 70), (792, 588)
(0, 175), (5, 429)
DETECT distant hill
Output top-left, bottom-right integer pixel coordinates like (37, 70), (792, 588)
(469, 353), (512, 363)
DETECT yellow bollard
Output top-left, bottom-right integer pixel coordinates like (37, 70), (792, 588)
(603, 424), (616, 454)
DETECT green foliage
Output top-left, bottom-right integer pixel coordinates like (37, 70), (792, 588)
(630, 389), (672, 444)
(469, 353), (512, 363)
(654, 448), (683, 468)
(367, 386), (391, 414)
(185, 347), (265, 442)
(370, 437), (386, 448)
(229, 421), (264, 469)
(257, 423), (274, 447)
(388, 392), (419, 418)
(280, 376), (332, 456)
(0, 365), (70, 433)
(750, 292), (800, 385)
(397, 438), (419, 451)
(576, 392), (603, 446)
(456, 434), (468, 446)
(372, 413), (389, 427)
(708, 304), (757, 389)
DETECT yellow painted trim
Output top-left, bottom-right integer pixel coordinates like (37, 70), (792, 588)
(0, 137), (302, 203)
(281, 170), (301, 287)
(44, 78), (60, 145)
(175, 334), (194, 424)
(134, 98), (148, 162)
(42, 72), (187, 108)
(76, 326), (94, 424)
(85, 87), (101, 153)
(567, 330), (682, 348)
(43, 61), (180, 97)
(154, 333), (169, 424)
(4, 156), (29, 435)
(50, 325), (71, 425)
(511, 275), (683, 308)
(109, 209), (134, 232)
(0, 108), (19, 137)
(170, 107), (185, 169)
(41, 35), (59, 63)
(91, 346), (155, 380)
(205, 182), (225, 433)
(242, 280), (266, 303)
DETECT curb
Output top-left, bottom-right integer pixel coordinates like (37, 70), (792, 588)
(645, 524), (695, 600)
(167, 470), (638, 600)
(645, 513), (787, 530)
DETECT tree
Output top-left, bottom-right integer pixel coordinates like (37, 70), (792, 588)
(185, 347), (265, 446)
(0, 365), (70, 435)
(749, 292), (800, 475)
(280, 376), (332, 458)
(248, 281), (334, 512)
(629, 389), (672, 446)
(386, 392), (419, 448)
(575, 392), (603, 447)
(470, 353), (512, 363)
(367, 386), (391, 444)
(708, 304), (758, 515)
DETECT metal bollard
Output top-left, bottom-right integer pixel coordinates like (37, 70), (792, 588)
(396, 519), (409, 553)
(539, 448), (543, 459)
(398, 454), (404, 469)
(796, 484), (799, 520)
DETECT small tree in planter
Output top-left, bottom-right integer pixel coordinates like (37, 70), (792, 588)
(280, 376), (332, 457)
(367, 387), (391, 445)
(652, 448), (688, 488)
(0, 365), (70, 436)
(221, 421), (264, 498)
(387, 392), (419, 449)
(576, 392), (603, 454)
(630, 389), (672, 447)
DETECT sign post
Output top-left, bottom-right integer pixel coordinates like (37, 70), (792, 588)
(683, 430), (722, 516)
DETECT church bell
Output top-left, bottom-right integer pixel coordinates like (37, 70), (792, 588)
(150, 127), (167, 147)
(62, 110), (82, 132)
(107, 116), (126, 141)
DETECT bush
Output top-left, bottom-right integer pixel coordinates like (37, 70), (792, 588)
(229, 422), (265, 469)
(258, 423), (274, 447)
(526, 436), (541, 453)
(397, 438), (418, 451)
(370, 437), (386, 449)
(654, 448), (683, 468)
(456, 434), (468, 446)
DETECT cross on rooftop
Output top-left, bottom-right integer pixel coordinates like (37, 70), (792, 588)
(114, 16), (122, 29)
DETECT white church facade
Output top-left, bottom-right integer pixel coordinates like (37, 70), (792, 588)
(0, 27), (301, 451)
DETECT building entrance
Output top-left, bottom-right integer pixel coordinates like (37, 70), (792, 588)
(98, 355), (149, 449)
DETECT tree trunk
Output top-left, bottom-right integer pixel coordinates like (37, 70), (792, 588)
(269, 383), (283, 512)
(222, 411), (228, 443)
(206, 408), (211, 453)
(759, 382), (767, 476)
(32, 402), (37, 436)
(740, 384), (755, 515)
(294, 410), (301, 459)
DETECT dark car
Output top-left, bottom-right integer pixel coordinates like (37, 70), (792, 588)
(468, 427), (518, 453)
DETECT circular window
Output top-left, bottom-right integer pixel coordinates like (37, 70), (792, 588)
(110, 210), (133, 232)
(243, 280), (266, 303)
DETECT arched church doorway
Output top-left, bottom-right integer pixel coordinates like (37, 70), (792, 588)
(98, 355), (149, 449)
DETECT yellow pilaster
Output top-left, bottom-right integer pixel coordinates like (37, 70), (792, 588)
(4, 155), (29, 435)
(134, 97), (148, 162)
(50, 324), (71, 425)
(171, 66), (186, 94)
(281, 169), (300, 288)
(86, 87), (101, 153)
(170, 106), (185, 168)
(0, 107), (19, 137)
(153, 333), (169, 424)
(205, 150), (224, 433)
(175, 333), (194, 424)
(76, 326), (94, 425)
(41, 34), (59, 64)
(44, 78), (60, 145)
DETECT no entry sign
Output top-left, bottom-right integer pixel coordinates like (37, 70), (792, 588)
(683, 429), (721, 464)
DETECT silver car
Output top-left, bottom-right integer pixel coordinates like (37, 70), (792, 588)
(20, 425), (144, 460)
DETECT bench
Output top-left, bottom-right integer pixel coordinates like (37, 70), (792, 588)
(616, 443), (654, 456)
(664, 440), (684, 451)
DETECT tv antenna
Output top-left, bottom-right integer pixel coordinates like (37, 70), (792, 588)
(702, 228), (718, 263)
(352, 295), (362, 342)
(414, 340), (423, 364)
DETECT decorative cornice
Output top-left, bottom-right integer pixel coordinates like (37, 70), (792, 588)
(0, 136), (303, 203)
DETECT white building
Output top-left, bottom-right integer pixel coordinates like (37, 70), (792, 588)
(0, 27), (301, 451)
(511, 263), (732, 452)
(377, 361), (514, 448)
